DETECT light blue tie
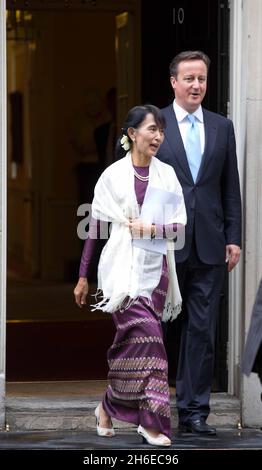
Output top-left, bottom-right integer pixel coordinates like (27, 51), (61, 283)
(185, 114), (202, 182)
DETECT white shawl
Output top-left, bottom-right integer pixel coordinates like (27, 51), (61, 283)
(91, 152), (187, 321)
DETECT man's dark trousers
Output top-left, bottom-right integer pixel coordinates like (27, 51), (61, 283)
(175, 240), (225, 423)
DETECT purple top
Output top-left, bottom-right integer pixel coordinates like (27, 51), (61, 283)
(79, 166), (177, 278)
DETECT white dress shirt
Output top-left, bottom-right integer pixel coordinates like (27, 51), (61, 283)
(173, 100), (205, 155)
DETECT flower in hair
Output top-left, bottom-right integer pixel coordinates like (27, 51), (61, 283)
(120, 134), (130, 151)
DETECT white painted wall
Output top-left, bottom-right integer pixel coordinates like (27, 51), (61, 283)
(228, 0), (246, 397)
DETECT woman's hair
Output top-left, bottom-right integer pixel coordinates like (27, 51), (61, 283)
(115, 104), (166, 160)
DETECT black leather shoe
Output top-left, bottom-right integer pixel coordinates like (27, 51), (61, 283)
(178, 418), (216, 435)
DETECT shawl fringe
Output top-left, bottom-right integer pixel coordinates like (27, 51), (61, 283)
(91, 290), (139, 314)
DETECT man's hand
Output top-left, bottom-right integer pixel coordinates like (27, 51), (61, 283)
(226, 244), (241, 272)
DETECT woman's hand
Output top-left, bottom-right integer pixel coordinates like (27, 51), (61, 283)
(126, 218), (154, 238)
(74, 277), (89, 308)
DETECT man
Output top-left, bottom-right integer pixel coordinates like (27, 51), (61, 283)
(157, 51), (242, 435)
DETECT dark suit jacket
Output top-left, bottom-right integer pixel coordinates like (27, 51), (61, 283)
(242, 280), (262, 382)
(157, 104), (242, 264)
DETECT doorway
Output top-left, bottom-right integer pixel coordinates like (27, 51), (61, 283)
(5, 0), (230, 390)
(6, 0), (140, 381)
(140, 0), (230, 392)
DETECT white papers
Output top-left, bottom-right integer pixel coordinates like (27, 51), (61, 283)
(132, 186), (182, 254)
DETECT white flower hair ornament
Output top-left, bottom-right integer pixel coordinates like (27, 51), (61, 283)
(120, 134), (130, 151)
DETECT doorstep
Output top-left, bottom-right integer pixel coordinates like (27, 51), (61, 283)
(5, 381), (241, 431)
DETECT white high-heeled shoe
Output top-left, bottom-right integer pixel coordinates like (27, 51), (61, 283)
(137, 425), (171, 446)
(94, 404), (115, 437)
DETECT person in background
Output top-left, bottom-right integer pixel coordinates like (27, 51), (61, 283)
(243, 279), (262, 399)
(157, 50), (242, 435)
(94, 87), (117, 169)
(74, 104), (187, 446)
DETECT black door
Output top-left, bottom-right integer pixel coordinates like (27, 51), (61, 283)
(141, 0), (230, 391)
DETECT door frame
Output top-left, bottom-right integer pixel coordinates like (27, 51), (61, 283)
(0, 0), (245, 427)
(0, 0), (7, 428)
(0, 0), (140, 408)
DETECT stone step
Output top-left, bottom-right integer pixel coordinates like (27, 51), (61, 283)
(6, 393), (240, 431)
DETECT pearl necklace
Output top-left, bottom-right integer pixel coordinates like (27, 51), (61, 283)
(133, 167), (149, 182)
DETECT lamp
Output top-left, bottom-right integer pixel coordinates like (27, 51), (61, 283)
(6, 9), (34, 41)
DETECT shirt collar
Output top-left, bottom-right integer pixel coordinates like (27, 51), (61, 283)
(173, 99), (203, 123)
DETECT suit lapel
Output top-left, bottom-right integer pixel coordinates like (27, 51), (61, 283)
(196, 109), (217, 183)
(164, 105), (193, 183)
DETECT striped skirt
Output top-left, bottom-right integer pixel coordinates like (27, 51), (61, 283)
(102, 257), (171, 438)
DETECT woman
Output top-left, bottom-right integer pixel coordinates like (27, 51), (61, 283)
(74, 104), (187, 446)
